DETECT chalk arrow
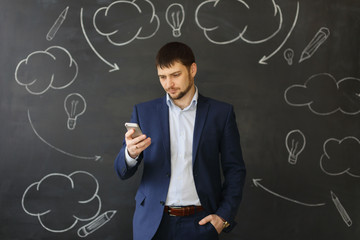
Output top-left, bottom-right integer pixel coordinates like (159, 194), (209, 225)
(28, 109), (102, 161)
(253, 179), (326, 207)
(80, 8), (119, 72)
(259, 1), (299, 64)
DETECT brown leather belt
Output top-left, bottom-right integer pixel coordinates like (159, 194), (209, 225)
(164, 206), (204, 217)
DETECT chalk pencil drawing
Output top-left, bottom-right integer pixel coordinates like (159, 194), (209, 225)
(80, 8), (119, 72)
(166, 3), (185, 38)
(46, 6), (69, 41)
(330, 191), (352, 227)
(27, 109), (102, 161)
(77, 210), (117, 237)
(93, 0), (159, 46)
(299, 27), (330, 63)
(285, 129), (306, 165)
(284, 73), (360, 115)
(22, 171), (102, 233)
(64, 93), (87, 130)
(15, 46), (78, 95)
(320, 136), (360, 178)
(258, 1), (299, 64)
(253, 179), (326, 207)
(283, 48), (294, 65)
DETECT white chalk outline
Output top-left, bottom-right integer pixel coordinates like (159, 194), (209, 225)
(27, 109), (102, 161)
(15, 46), (78, 95)
(195, 0), (249, 45)
(283, 48), (294, 65)
(92, 0), (160, 45)
(253, 179), (326, 207)
(284, 73), (360, 116)
(46, 6), (69, 41)
(64, 93), (87, 130)
(165, 3), (185, 38)
(285, 129), (306, 165)
(320, 136), (360, 178)
(330, 191), (352, 227)
(80, 8), (119, 72)
(259, 1), (299, 64)
(21, 171), (102, 233)
(299, 27), (330, 63)
(77, 210), (117, 237)
(241, 0), (283, 44)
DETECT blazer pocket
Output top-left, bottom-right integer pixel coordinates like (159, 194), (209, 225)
(135, 191), (146, 206)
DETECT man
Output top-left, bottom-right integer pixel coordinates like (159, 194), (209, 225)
(115, 42), (246, 240)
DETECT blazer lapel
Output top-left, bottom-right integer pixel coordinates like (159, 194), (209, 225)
(158, 96), (171, 163)
(192, 94), (209, 165)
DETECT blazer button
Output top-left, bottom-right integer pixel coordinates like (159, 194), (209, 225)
(160, 201), (165, 206)
(166, 173), (170, 177)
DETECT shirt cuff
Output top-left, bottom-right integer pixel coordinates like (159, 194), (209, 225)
(125, 146), (139, 168)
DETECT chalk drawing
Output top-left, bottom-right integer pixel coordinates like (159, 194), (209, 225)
(285, 129), (306, 165)
(320, 136), (360, 178)
(299, 27), (330, 63)
(80, 8), (119, 72)
(27, 109), (101, 161)
(284, 73), (360, 115)
(46, 6), (69, 41)
(15, 46), (78, 95)
(64, 93), (87, 130)
(22, 171), (102, 233)
(165, 3), (185, 38)
(253, 179), (326, 207)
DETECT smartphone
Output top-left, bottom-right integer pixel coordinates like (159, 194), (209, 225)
(125, 122), (143, 138)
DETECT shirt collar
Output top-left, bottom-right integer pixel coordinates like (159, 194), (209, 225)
(166, 86), (198, 111)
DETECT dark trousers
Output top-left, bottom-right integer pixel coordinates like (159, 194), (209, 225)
(152, 210), (219, 240)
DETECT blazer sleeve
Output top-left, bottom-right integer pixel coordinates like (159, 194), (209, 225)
(216, 105), (246, 232)
(114, 105), (143, 180)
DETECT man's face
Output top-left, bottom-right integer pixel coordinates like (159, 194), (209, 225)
(157, 61), (196, 101)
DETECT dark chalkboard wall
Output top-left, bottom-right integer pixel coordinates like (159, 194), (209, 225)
(1, 0), (360, 239)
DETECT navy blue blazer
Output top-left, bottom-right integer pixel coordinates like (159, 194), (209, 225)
(115, 94), (246, 240)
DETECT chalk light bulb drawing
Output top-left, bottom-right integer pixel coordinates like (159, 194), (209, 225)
(285, 129), (306, 164)
(284, 48), (294, 65)
(64, 93), (87, 130)
(165, 3), (185, 38)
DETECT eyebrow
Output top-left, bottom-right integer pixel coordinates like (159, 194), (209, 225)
(158, 71), (181, 77)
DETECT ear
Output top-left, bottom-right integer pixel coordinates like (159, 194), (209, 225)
(190, 62), (197, 77)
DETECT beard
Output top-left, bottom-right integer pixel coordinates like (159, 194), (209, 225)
(168, 71), (194, 101)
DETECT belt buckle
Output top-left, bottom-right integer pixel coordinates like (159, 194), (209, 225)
(168, 206), (181, 217)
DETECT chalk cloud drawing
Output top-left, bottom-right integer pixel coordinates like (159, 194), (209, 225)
(320, 136), (360, 178)
(15, 46), (78, 95)
(195, 0), (283, 45)
(93, 0), (160, 46)
(284, 73), (360, 115)
(299, 27), (330, 63)
(22, 171), (102, 233)
(27, 109), (102, 161)
(285, 129), (306, 165)
(46, 6), (69, 41)
(64, 93), (87, 130)
(166, 3), (185, 38)
(283, 48), (294, 65)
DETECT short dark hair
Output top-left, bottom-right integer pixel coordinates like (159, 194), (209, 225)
(155, 42), (195, 69)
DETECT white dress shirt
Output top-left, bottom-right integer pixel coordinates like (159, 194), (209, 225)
(125, 87), (201, 206)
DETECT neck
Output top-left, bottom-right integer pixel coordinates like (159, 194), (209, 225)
(173, 85), (196, 110)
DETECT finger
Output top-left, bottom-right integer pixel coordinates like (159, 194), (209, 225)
(133, 138), (151, 152)
(198, 215), (212, 225)
(125, 128), (135, 140)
